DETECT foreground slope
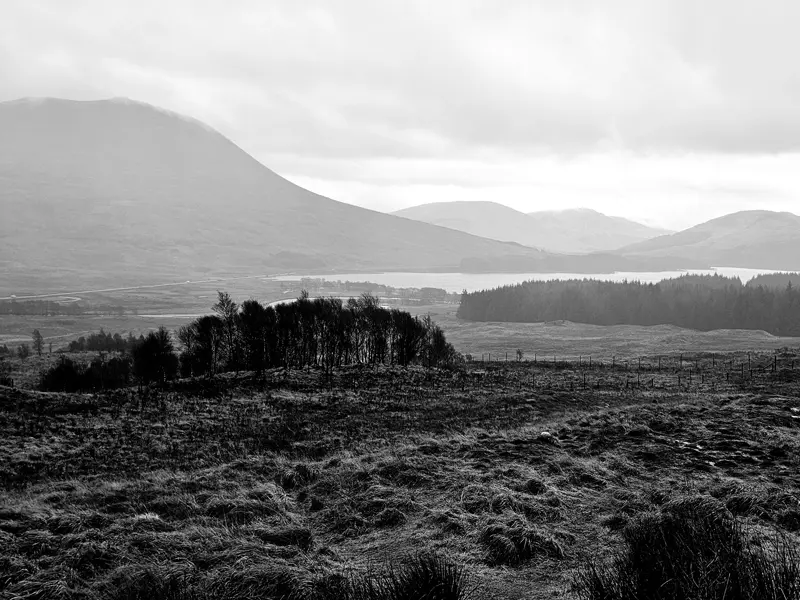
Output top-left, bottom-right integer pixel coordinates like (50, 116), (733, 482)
(393, 202), (668, 253)
(1, 359), (799, 598)
(0, 98), (545, 292)
(617, 210), (800, 269)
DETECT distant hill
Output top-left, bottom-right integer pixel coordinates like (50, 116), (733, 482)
(616, 210), (800, 270)
(393, 202), (669, 253)
(0, 98), (551, 293)
(525, 208), (671, 253)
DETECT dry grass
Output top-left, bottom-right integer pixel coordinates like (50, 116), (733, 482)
(1, 358), (800, 598)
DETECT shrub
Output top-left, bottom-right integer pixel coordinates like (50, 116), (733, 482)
(16, 343), (30, 360)
(575, 496), (800, 600)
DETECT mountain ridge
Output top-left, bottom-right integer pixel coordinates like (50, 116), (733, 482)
(393, 200), (669, 253)
(615, 210), (800, 269)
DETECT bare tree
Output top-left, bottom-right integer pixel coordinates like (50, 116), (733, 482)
(213, 290), (240, 369)
(32, 330), (44, 357)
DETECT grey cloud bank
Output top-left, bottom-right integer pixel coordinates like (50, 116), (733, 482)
(2, 0), (800, 229)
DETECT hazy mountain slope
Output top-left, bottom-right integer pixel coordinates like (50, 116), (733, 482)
(393, 202), (668, 252)
(525, 208), (671, 252)
(393, 201), (543, 247)
(0, 98), (546, 292)
(617, 210), (800, 269)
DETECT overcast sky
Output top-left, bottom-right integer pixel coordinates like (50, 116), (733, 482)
(2, 0), (800, 230)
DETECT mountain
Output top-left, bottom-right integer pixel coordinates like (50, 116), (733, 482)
(525, 208), (671, 253)
(393, 202), (668, 253)
(0, 98), (549, 293)
(616, 210), (800, 270)
(393, 201), (537, 245)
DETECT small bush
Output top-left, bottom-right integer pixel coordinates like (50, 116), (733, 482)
(575, 495), (800, 600)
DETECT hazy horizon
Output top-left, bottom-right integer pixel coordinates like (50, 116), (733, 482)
(3, 1), (800, 230)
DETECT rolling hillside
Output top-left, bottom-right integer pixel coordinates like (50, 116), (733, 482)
(526, 208), (670, 252)
(393, 202), (668, 253)
(0, 98), (547, 293)
(617, 210), (800, 269)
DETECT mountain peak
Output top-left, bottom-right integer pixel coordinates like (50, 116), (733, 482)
(0, 96), (219, 133)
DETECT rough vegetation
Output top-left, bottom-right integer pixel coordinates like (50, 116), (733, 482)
(1, 349), (800, 598)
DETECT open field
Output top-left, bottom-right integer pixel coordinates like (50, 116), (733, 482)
(2, 358), (800, 598)
(408, 305), (800, 359)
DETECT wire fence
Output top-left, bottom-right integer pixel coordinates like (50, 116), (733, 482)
(458, 348), (800, 393)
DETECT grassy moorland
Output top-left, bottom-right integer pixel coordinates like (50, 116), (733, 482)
(1, 354), (800, 599)
(411, 304), (800, 359)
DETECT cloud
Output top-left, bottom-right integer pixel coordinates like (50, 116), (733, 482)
(2, 0), (800, 228)
(4, 0), (800, 157)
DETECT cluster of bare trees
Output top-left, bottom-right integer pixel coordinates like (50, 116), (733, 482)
(178, 291), (459, 377)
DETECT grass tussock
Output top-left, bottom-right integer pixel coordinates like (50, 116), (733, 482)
(96, 552), (473, 600)
(575, 495), (800, 600)
(479, 516), (565, 566)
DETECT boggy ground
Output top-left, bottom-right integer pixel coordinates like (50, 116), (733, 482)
(1, 359), (799, 599)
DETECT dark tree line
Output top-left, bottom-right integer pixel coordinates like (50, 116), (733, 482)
(0, 299), (126, 316)
(40, 327), (177, 392)
(178, 291), (459, 377)
(746, 272), (800, 289)
(68, 329), (141, 353)
(457, 274), (800, 335)
(40, 355), (133, 392)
